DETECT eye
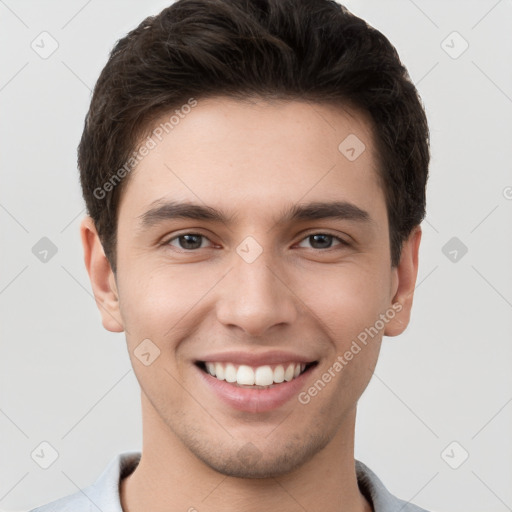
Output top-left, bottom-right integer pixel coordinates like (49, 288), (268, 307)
(166, 233), (212, 251)
(297, 233), (348, 250)
(164, 232), (349, 252)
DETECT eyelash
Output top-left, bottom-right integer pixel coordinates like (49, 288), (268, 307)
(163, 232), (350, 252)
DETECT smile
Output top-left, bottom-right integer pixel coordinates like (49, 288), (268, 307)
(197, 361), (316, 388)
(194, 350), (319, 412)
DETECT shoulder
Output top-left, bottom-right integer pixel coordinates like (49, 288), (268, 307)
(28, 451), (141, 512)
(355, 459), (432, 512)
(28, 484), (98, 512)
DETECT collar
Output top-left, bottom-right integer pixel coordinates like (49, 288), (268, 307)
(31, 451), (430, 512)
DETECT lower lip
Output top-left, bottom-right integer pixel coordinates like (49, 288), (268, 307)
(196, 364), (315, 413)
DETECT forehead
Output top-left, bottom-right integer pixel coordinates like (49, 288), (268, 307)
(118, 96), (386, 226)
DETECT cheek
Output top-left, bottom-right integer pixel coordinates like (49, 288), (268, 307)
(116, 266), (206, 397)
(117, 262), (220, 345)
(301, 265), (387, 409)
(298, 261), (390, 342)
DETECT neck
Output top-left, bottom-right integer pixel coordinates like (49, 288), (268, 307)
(120, 393), (373, 512)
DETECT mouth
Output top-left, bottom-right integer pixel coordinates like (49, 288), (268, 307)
(195, 360), (318, 389)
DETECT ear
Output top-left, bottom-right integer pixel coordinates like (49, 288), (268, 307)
(80, 216), (124, 333)
(384, 225), (422, 337)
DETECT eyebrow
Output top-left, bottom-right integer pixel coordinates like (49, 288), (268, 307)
(137, 199), (373, 231)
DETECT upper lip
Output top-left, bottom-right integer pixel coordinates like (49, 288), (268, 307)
(196, 350), (318, 367)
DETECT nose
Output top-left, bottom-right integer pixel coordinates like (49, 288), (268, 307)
(215, 251), (299, 338)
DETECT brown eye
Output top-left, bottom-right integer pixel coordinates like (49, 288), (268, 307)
(297, 233), (348, 250)
(167, 233), (210, 250)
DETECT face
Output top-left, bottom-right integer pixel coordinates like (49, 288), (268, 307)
(82, 97), (420, 478)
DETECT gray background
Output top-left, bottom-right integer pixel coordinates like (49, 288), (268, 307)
(1, 1), (511, 511)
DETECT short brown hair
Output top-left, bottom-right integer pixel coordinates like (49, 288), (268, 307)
(78, 0), (430, 273)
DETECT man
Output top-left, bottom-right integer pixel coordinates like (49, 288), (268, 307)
(31, 0), (431, 510)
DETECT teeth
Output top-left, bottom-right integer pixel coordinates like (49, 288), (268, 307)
(254, 366), (274, 386)
(284, 363), (295, 382)
(273, 365), (285, 383)
(225, 363), (237, 383)
(237, 365), (255, 385)
(204, 361), (309, 386)
(215, 362), (225, 381)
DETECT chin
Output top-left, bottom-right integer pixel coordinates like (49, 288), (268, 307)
(187, 430), (332, 479)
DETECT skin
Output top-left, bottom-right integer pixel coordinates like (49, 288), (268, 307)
(81, 96), (421, 512)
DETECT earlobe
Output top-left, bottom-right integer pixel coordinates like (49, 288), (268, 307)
(384, 226), (422, 337)
(80, 216), (124, 333)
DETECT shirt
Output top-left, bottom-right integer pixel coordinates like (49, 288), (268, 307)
(29, 451), (432, 512)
